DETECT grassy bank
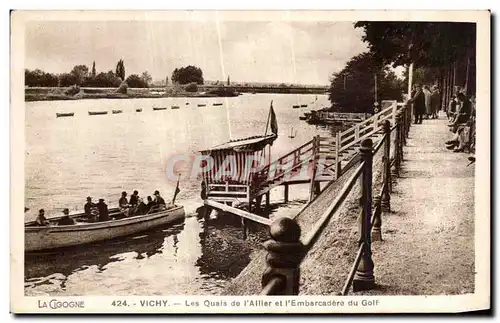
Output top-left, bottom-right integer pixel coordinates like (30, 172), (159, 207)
(24, 86), (239, 102)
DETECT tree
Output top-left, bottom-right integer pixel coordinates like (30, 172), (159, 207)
(91, 61), (96, 77)
(140, 71), (152, 87)
(116, 59), (125, 80)
(171, 65), (204, 85)
(59, 73), (80, 87)
(70, 65), (89, 85)
(24, 69), (59, 87)
(94, 70), (122, 87)
(354, 22), (476, 97)
(125, 74), (148, 88)
(227, 75), (230, 86)
(328, 52), (404, 113)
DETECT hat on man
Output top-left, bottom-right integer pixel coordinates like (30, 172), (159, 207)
(87, 196), (92, 201)
(63, 208), (69, 215)
(154, 190), (160, 195)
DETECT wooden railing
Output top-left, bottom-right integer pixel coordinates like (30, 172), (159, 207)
(260, 101), (412, 295)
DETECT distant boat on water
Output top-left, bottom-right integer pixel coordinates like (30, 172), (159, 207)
(56, 112), (74, 118)
(171, 106), (180, 109)
(213, 103), (223, 106)
(197, 104), (206, 107)
(186, 102), (190, 105)
(112, 110), (123, 114)
(292, 105), (300, 109)
(300, 104), (308, 108)
(88, 111), (108, 116)
(136, 108), (142, 112)
(153, 107), (167, 111)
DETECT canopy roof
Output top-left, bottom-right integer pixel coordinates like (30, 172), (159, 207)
(200, 134), (277, 154)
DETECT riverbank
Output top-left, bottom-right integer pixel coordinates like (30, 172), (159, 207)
(25, 85), (328, 102)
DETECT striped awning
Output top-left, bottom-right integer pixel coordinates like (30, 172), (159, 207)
(200, 134), (277, 154)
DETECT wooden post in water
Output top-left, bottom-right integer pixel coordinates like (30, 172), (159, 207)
(353, 138), (375, 292)
(261, 217), (304, 295)
(284, 184), (289, 203)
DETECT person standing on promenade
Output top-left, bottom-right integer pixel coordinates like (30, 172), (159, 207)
(423, 85), (432, 118)
(408, 84), (426, 124)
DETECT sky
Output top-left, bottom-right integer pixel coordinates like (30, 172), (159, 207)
(25, 19), (370, 85)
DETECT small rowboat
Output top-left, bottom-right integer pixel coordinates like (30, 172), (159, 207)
(197, 104), (206, 107)
(292, 105), (300, 109)
(212, 103), (223, 106)
(88, 111), (108, 116)
(186, 102), (190, 105)
(136, 108), (142, 112)
(112, 110), (123, 114)
(56, 112), (74, 118)
(171, 106), (180, 109)
(153, 107), (167, 111)
(300, 104), (308, 108)
(25, 205), (185, 252)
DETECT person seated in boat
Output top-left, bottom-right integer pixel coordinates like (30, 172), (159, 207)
(57, 208), (76, 226)
(119, 191), (130, 217)
(84, 197), (97, 221)
(153, 190), (167, 210)
(136, 197), (149, 216)
(97, 198), (109, 222)
(146, 196), (156, 213)
(36, 209), (49, 226)
(129, 190), (139, 207)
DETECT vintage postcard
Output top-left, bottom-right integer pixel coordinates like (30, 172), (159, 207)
(10, 10), (490, 313)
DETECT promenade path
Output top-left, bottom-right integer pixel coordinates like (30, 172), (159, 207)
(358, 113), (475, 295)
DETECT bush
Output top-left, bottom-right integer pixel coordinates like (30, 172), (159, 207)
(184, 82), (198, 92)
(116, 82), (128, 94)
(64, 85), (80, 96)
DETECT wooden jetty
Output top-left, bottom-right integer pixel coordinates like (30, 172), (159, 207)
(201, 100), (403, 240)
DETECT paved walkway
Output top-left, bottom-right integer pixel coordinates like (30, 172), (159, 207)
(358, 113), (475, 295)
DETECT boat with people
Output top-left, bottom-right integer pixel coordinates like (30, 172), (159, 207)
(153, 107), (167, 111)
(300, 104), (308, 108)
(56, 112), (75, 118)
(88, 111), (108, 116)
(25, 203), (185, 252)
(112, 110), (123, 114)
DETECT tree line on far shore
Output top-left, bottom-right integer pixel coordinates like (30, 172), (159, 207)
(25, 60), (204, 89)
(329, 22), (476, 113)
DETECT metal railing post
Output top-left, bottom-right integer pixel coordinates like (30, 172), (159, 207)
(383, 120), (392, 204)
(372, 196), (382, 242)
(353, 139), (375, 292)
(261, 217), (304, 295)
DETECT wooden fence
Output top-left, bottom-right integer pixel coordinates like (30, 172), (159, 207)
(260, 101), (412, 295)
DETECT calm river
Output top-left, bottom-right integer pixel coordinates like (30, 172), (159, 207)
(24, 93), (332, 296)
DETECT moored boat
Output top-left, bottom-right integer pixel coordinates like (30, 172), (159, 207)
(197, 104), (206, 107)
(88, 111), (108, 116)
(212, 103), (223, 106)
(112, 110), (123, 114)
(292, 105), (300, 109)
(136, 108), (142, 112)
(25, 205), (186, 252)
(171, 106), (180, 109)
(300, 104), (308, 108)
(153, 107), (167, 111)
(56, 112), (75, 118)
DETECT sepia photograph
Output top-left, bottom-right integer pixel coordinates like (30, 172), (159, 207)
(10, 10), (490, 313)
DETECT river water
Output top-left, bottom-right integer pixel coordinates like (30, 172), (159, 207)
(24, 93), (332, 296)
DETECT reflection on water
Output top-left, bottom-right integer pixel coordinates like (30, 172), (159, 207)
(24, 93), (334, 295)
